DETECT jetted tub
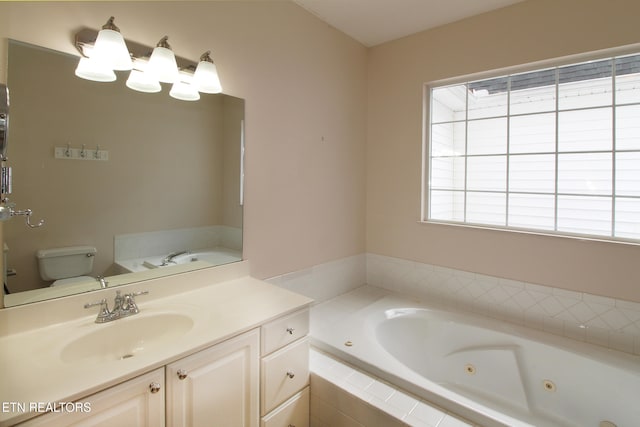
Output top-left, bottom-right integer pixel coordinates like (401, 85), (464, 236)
(142, 248), (242, 269)
(311, 290), (640, 427)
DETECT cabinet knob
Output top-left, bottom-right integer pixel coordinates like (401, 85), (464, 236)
(286, 371), (295, 379)
(177, 369), (188, 380)
(149, 382), (161, 394)
(286, 327), (294, 335)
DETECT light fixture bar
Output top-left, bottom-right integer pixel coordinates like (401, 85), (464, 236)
(74, 24), (222, 100)
(75, 28), (199, 71)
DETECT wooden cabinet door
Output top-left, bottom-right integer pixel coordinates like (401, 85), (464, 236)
(166, 329), (259, 427)
(17, 368), (165, 427)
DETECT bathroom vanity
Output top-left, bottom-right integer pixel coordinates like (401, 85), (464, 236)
(0, 262), (312, 427)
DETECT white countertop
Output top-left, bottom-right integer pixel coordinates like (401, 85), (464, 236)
(0, 275), (312, 426)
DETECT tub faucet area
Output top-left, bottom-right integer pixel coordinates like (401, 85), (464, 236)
(160, 250), (190, 266)
(96, 275), (108, 288)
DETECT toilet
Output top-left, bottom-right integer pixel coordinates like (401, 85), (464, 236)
(36, 246), (97, 287)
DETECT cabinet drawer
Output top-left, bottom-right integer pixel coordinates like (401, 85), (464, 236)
(261, 308), (309, 355)
(261, 387), (309, 427)
(261, 338), (309, 415)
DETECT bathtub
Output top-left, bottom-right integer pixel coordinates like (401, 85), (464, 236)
(311, 289), (640, 427)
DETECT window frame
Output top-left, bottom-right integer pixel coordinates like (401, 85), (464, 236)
(421, 44), (640, 245)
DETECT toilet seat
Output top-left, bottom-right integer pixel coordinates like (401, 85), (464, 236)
(51, 275), (95, 287)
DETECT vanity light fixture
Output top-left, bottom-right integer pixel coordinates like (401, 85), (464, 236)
(125, 58), (161, 93)
(88, 16), (132, 71)
(75, 56), (116, 82)
(193, 51), (222, 94)
(147, 36), (180, 84)
(170, 72), (200, 101)
(74, 17), (223, 101)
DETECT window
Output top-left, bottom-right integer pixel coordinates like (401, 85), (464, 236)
(425, 51), (640, 241)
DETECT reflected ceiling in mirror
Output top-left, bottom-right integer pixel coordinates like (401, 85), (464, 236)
(3, 40), (244, 307)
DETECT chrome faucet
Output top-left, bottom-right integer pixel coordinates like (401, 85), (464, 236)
(84, 290), (149, 323)
(160, 250), (189, 266)
(96, 276), (108, 288)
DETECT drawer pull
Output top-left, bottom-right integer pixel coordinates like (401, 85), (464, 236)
(149, 382), (161, 393)
(286, 371), (295, 379)
(286, 327), (295, 335)
(177, 369), (188, 380)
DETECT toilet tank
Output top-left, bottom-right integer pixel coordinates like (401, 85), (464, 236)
(36, 246), (97, 281)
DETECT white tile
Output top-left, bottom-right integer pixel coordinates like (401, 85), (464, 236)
(598, 308), (633, 330)
(566, 302), (598, 323)
(328, 361), (355, 382)
(537, 296), (565, 316)
(563, 322), (586, 342)
(409, 401), (446, 426)
(438, 414), (473, 427)
(484, 286), (511, 304)
(542, 316), (564, 336)
(497, 278), (525, 289)
(369, 396), (407, 419)
(346, 369), (375, 391)
(615, 298), (640, 311)
(620, 308), (640, 323)
(524, 282), (554, 295)
(622, 321), (640, 335)
(584, 300), (617, 316)
(585, 325), (610, 347)
(386, 391), (418, 414)
(523, 308), (546, 331)
(554, 294), (580, 309)
(365, 380), (396, 401)
(510, 290), (538, 310)
(609, 331), (635, 354)
(583, 293), (616, 307)
(404, 414), (438, 427)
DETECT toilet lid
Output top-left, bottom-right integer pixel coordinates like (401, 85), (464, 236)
(51, 276), (95, 287)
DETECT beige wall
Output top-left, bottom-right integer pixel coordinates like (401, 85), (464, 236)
(0, 1), (368, 283)
(367, 0), (640, 302)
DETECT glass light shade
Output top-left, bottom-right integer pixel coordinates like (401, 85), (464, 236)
(148, 46), (179, 83)
(74, 57), (116, 82)
(126, 69), (161, 93)
(170, 81), (200, 101)
(92, 29), (132, 71)
(193, 60), (222, 94)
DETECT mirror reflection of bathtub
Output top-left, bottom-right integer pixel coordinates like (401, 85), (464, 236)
(112, 225), (242, 274)
(119, 248), (242, 273)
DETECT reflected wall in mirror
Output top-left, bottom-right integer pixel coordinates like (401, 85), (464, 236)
(3, 40), (244, 307)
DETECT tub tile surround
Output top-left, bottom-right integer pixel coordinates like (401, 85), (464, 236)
(266, 254), (367, 304)
(310, 349), (476, 427)
(367, 253), (640, 356)
(266, 252), (640, 355)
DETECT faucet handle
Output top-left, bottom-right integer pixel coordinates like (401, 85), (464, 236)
(84, 298), (111, 323)
(123, 290), (149, 315)
(96, 276), (109, 288)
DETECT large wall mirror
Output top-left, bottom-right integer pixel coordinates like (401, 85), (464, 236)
(3, 40), (244, 307)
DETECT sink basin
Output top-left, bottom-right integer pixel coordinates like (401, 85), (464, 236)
(60, 313), (194, 364)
